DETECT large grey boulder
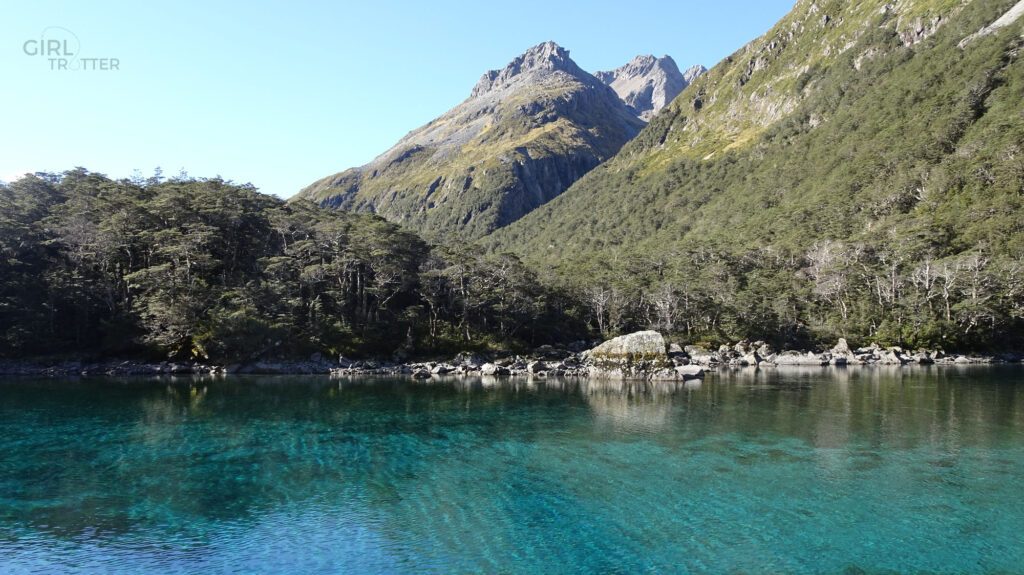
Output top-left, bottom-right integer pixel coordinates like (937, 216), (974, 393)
(586, 330), (667, 359)
(774, 351), (829, 366)
(585, 331), (679, 380)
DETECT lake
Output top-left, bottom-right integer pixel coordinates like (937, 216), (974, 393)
(1, 367), (1022, 574)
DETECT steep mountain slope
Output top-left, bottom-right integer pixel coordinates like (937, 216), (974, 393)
(596, 55), (705, 120)
(488, 0), (1024, 347)
(294, 42), (644, 240)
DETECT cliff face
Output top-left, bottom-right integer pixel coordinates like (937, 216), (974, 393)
(596, 55), (705, 121)
(294, 42), (645, 240)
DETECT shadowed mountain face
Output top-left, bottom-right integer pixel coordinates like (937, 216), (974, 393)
(294, 42), (645, 240)
(596, 55), (705, 121)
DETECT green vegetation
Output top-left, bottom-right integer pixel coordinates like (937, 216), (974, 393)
(0, 170), (581, 362)
(487, 0), (1024, 351)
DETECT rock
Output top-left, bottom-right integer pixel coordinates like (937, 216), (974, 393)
(453, 351), (488, 366)
(740, 352), (762, 366)
(912, 351), (935, 364)
(527, 361), (547, 374)
(667, 343), (685, 356)
(684, 345), (718, 365)
(675, 365), (705, 380)
(338, 356), (354, 368)
(412, 369), (432, 379)
(831, 338), (852, 356)
(584, 331), (691, 380)
(533, 345), (572, 360)
(878, 348), (909, 365)
(587, 330), (667, 359)
(431, 364), (453, 375)
(481, 363), (511, 376)
(774, 351), (828, 366)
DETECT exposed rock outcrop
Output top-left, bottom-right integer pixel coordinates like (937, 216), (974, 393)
(596, 55), (705, 121)
(959, 0), (1024, 48)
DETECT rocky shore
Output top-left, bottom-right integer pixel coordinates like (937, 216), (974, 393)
(1, 331), (1020, 378)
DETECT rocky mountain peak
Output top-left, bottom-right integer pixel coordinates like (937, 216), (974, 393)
(596, 55), (703, 121)
(682, 64), (707, 84)
(471, 41), (584, 98)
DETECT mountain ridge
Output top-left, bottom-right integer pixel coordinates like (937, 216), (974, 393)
(596, 55), (705, 121)
(293, 41), (646, 240)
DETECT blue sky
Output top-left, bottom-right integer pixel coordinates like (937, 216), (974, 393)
(0, 1), (794, 197)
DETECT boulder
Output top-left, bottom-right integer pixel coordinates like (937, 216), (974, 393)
(585, 331), (676, 379)
(774, 351), (828, 366)
(684, 345), (718, 365)
(877, 348), (909, 365)
(740, 352), (762, 366)
(675, 365), (705, 380)
(831, 338), (853, 356)
(481, 363), (511, 376)
(527, 361), (547, 374)
(586, 330), (667, 359)
(913, 351), (935, 365)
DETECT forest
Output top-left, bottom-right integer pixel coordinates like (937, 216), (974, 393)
(2, 165), (1021, 364)
(0, 169), (582, 362)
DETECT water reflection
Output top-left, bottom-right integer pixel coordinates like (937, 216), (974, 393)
(0, 367), (1022, 573)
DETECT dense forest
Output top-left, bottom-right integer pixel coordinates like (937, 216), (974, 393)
(1, 161), (1022, 363)
(0, 170), (582, 362)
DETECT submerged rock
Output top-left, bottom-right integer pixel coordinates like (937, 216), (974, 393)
(675, 365), (705, 380)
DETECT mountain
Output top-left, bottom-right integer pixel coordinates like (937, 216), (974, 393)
(294, 42), (644, 240)
(596, 55), (705, 121)
(487, 0), (1024, 349)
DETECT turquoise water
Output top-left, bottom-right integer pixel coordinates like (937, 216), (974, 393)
(1, 367), (1022, 574)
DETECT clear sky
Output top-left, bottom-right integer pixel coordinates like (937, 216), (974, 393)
(0, 1), (794, 197)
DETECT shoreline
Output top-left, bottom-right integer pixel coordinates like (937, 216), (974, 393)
(1, 338), (1020, 379)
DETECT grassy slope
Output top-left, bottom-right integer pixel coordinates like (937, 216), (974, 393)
(488, 0), (1024, 272)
